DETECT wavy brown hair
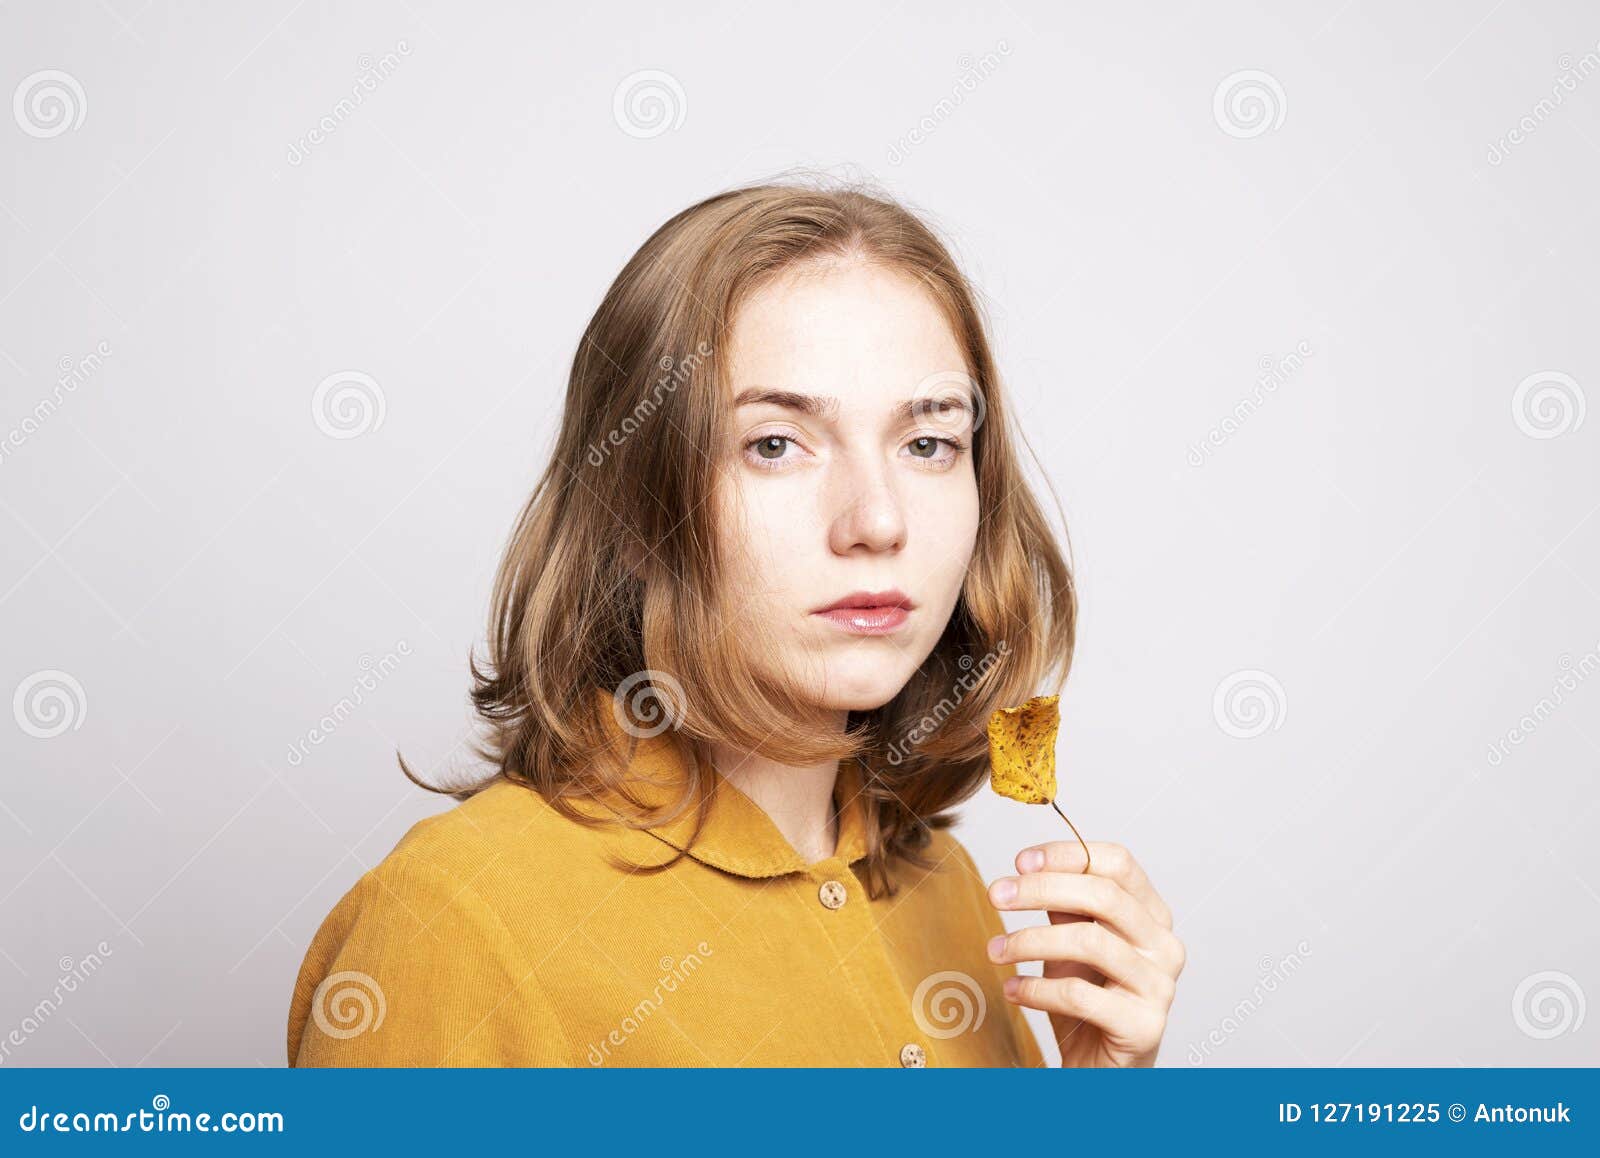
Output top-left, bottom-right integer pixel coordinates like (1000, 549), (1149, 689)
(405, 177), (1076, 899)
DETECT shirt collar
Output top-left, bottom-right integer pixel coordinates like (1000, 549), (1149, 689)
(586, 686), (869, 879)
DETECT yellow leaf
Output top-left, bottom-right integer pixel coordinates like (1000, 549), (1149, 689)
(986, 694), (1060, 805)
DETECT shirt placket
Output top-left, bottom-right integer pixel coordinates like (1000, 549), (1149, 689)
(802, 855), (932, 1068)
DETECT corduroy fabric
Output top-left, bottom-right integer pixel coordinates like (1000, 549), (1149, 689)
(287, 690), (1046, 1068)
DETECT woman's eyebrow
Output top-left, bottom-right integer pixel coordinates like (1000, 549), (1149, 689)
(732, 388), (840, 419)
(732, 387), (972, 425)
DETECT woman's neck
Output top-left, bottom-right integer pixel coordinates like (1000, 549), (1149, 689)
(707, 709), (849, 864)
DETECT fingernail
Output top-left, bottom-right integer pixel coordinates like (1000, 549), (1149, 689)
(1018, 848), (1044, 873)
(992, 877), (1017, 904)
(987, 934), (1007, 961)
(1003, 976), (1021, 998)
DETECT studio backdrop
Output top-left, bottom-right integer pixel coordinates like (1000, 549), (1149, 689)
(1, 0), (1596, 1067)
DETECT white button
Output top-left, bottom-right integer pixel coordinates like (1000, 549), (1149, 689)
(899, 1042), (926, 1067)
(818, 880), (847, 909)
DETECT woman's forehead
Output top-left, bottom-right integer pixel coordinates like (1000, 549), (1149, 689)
(726, 264), (966, 404)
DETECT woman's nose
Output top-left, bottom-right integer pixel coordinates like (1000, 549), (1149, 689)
(826, 461), (906, 555)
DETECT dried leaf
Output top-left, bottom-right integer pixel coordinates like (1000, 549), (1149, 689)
(986, 694), (1091, 873)
(986, 694), (1060, 805)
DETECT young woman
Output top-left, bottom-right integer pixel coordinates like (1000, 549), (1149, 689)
(286, 181), (1185, 1068)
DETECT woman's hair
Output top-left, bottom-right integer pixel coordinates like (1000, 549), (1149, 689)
(405, 176), (1076, 899)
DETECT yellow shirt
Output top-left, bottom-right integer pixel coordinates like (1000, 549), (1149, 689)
(287, 693), (1047, 1068)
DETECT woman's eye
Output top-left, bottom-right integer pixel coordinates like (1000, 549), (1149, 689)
(743, 433), (802, 469)
(743, 432), (966, 471)
(905, 435), (964, 466)
(753, 435), (789, 459)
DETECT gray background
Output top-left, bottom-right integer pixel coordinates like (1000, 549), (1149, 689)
(2, 1), (1597, 1067)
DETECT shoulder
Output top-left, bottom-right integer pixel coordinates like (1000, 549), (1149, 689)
(911, 825), (1011, 936)
(305, 776), (641, 961)
(927, 825), (978, 869)
(377, 777), (578, 881)
(869, 823), (998, 916)
(923, 824), (992, 888)
(286, 778), (616, 1066)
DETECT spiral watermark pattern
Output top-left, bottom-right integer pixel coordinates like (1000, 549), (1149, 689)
(1212, 669), (1287, 739)
(910, 369), (986, 438)
(311, 370), (386, 439)
(1511, 370), (1585, 439)
(1511, 970), (1585, 1040)
(13, 669), (87, 739)
(13, 70), (87, 138)
(910, 970), (987, 1039)
(612, 70), (686, 139)
(310, 970), (386, 1039)
(1213, 70), (1286, 139)
(612, 669), (686, 739)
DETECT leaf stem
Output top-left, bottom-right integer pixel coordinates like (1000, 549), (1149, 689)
(1049, 799), (1091, 873)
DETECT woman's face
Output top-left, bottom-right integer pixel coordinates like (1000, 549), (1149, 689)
(717, 258), (981, 716)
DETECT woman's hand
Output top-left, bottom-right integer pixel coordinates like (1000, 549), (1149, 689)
(986, 840), (1185, 1068)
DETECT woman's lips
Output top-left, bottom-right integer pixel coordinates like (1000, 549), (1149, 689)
(811, 605), (910, 635)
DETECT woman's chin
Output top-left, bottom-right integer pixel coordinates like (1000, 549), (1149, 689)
(805, 671), (915, 715)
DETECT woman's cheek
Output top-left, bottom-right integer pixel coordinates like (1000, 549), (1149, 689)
(729, 485), (812, 608)
(915, 479), (978, 560)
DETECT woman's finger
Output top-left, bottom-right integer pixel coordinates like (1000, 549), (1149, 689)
(990, 869), (1176, 963)
(1004, 973), (1166, 1055)
(989, 920), (1176, 1005)
(1016, 840), (1173, 930)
